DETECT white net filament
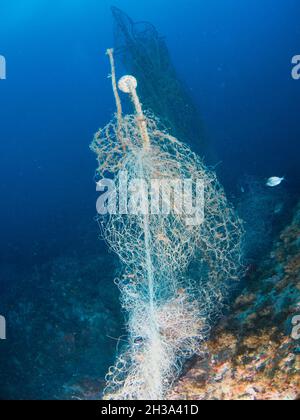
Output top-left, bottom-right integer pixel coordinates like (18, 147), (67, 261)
(91, 64), (243, 400)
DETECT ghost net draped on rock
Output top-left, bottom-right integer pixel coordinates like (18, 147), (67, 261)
(91, 50), (243, 400)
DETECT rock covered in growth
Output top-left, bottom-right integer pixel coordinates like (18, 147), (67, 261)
(170, 202), (300, 400)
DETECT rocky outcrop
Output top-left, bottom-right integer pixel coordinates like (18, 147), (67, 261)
(0, 251), (121, 400)
(170, 202), (300, 400)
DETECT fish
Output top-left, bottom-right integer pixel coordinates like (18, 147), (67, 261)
(274, 203), (284, 214)
(266, 177), (285, 187)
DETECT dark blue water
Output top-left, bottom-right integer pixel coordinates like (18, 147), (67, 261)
(0, 0), (299, 399)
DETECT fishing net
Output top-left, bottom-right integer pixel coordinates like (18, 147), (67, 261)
(111, 6), (204, 150)
(91, 50), (243, 400)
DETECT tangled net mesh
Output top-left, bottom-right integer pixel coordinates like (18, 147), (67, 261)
(91, 53), (243, 400)
(111, 6), (204, 149)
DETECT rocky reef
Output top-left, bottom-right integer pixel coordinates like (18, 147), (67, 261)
(0, 248), (122, 400)
(170, 201), (300, 400)
(1, 203), (299, 400)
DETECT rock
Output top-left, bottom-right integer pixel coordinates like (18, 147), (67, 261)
(170, 201), (300, 400)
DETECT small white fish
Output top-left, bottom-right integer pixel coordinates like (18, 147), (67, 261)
(266, 177), (285, 187)
(274, 203), (284, 214)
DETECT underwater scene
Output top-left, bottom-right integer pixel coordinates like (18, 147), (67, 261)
(0, 0), (299, 402)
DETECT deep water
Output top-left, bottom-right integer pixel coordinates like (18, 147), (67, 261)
(0, 0), (300, 399)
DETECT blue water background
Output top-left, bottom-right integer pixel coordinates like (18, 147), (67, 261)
(0, 0), (299, 399)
